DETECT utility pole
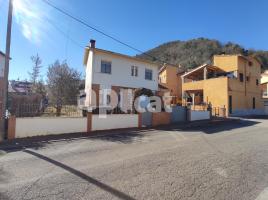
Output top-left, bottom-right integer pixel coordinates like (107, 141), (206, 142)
(0, 0), (13, 140)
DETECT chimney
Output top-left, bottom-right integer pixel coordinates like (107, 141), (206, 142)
(90, 39), (96, 48)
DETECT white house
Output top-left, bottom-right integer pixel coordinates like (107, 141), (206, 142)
(83, 40), (160, 112)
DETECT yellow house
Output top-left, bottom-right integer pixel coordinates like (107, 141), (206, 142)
(158, 64), (185, 104)
(182, 54), (264, 116)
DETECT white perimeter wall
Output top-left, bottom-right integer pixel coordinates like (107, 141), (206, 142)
(92, 114), (138, 131)
(189, 111), (210, 121)
(15, 117), (87, 138)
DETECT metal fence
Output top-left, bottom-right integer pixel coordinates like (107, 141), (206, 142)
(212, 107), (226, 117)
(9, 103), (84, 118)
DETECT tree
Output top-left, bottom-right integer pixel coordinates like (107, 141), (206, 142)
(137, 38), (268, 70)
(28, 54), (46, 96)
(29, 54), (42, 84)
(47, 60), (81, 116)
(33, 78), (47, 97)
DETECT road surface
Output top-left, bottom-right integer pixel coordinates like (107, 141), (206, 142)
(0, 118), (268, 200)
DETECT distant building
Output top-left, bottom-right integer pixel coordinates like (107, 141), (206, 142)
(182, 54), (264, 116)
(8, 80), (33, 94)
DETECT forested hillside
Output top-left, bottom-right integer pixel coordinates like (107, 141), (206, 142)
(137, 38), (268, 70)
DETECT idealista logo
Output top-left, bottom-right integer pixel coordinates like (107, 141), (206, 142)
(84, 88), (174, 116)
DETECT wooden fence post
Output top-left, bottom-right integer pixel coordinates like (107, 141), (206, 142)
(138, 113), (142, 128)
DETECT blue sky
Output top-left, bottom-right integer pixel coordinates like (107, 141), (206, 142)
(0, 0), (268, 80)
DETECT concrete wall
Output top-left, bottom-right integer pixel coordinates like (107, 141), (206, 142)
(14, 117), (87, 138)
(92, 114), (139, 131)
(230, 109), (266, 117)
(188, 110), (210, 121)
(265, 101), (268, 114)
(141, 111), (152, 127)
(152, 112), (171, 127)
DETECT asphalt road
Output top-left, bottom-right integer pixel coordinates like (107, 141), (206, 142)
(0, 118), (268, 200)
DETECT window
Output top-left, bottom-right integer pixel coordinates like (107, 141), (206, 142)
(145, 69), (153, 80)
(249, 61), (253, 66)
(239, 73), (244, 82)
(246, 76), (250, 82)
(256, 79), (259, 85)
(101, 61), (111, 74)
(253, 97), (256, 109)
(131, 66), (138, 77)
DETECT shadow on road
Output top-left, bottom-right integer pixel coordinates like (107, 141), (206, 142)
(23, 149), (136, 200)
(155, 119), (260, 134)
(0, 128), (147, 153)
(0, 119), (260, 153)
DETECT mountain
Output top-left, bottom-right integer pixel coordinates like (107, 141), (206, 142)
(137, 38), (268, 70)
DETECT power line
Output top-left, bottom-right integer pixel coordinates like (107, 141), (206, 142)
(44, 17), (84, 49)
(40, 0), (176, 66)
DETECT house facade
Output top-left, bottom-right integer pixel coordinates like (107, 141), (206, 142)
(158, 64), (185, 105)
(83, 40), (160, 112)
(261, 70), (268, 114)
(261, 70), (268, 99)
(182, 54), (264, 116)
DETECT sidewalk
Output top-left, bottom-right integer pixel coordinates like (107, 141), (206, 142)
(0, 118), (237, 152)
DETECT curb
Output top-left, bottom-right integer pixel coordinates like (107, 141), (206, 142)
(0, 118), (237, 152)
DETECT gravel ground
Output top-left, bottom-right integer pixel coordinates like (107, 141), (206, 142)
(0, 118), (268, 200)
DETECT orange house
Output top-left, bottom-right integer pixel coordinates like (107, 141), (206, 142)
(158, 64), (185, 105)
(181, 54), (264, 116)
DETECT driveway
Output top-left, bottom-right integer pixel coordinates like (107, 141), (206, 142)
(0, 118), (268, 200)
